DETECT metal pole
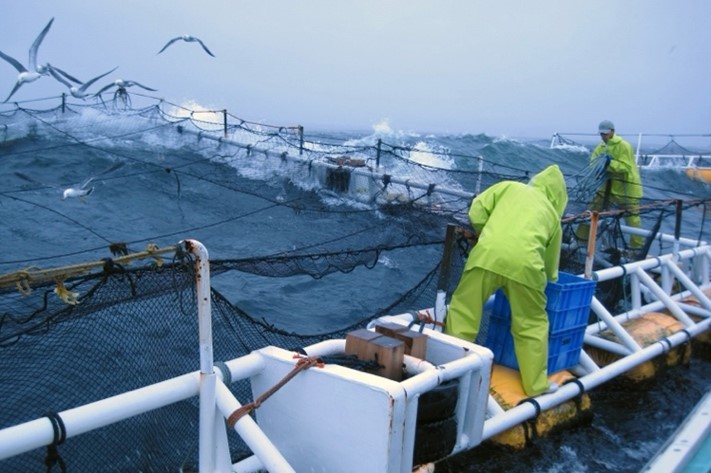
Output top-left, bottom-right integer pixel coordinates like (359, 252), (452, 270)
(584, 211), (598, 279)
(437, 224), (457, 292)
(223, 109), (228, 139)
(435, 224), (458, 324)
(476, 156), (484, 195)
(674, 199), (683, 254)
(298, 126), (304, 155)
(215, 382), (296, 472)
(376, 139), (382, 168)
(182, 239), (217, 473)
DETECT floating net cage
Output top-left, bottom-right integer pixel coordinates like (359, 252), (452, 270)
(0, 94), (709, 471)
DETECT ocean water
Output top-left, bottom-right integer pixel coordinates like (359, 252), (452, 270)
(0, 98), (710, 472)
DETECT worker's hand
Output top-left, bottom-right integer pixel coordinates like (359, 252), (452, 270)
(456, 228), (478, 244)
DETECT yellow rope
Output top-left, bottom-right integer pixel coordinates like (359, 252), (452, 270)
(0, 244), (178, 293)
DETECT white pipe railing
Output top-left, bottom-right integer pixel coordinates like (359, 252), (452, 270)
(620, 224), (708, 248)
(182, 239), (220, 472)
(0, 371), (201, 460)
(587, 297), (642, 352)
(580, 244), (709, 362)
(215, 381), (295, 473)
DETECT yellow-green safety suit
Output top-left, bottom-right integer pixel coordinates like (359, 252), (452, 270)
(578, 134), (644, 248)
(444, 165), (568, 396)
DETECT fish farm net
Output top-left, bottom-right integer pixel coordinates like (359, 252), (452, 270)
(1, 94), (709, 471)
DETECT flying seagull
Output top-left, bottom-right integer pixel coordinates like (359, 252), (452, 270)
(158, 35), (215, 57)
(15, 160), (125, 201)
(94, 78), (157, 97)
(0, 17), (80, 102)
(49, 66), (118, 99)
(61, 160), (125, 200)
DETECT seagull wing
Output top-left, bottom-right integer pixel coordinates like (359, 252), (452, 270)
(0, 50), (27, 73)
(50, 65), (82, 84)
(195, 38), (215, 57)
(4, 81), (23, 102)
(48, 64), (72, 88)
(14, 171), (57, 190)
(158, 37), (181, 54)
(78, 160), (124, 189)
(78, 67), (118, 93)
(95, 160), (125, 177)
(125, 80), (157, 91)
(15, 171), (45, 186)
(78, 176), (95, 190)
(94, 82), (116, 96)
(29, 17), (54, 72)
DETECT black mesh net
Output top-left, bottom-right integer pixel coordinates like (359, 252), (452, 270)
(0, 235), (467, 471)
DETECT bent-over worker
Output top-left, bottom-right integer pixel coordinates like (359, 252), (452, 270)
(445, 164), (568, 396)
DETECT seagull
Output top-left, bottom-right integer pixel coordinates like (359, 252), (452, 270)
(61, 160), (125, 200)
(0, 17), (65, 102)
(94, 78), (157, 97)
(15, 160), (125, 201)
(95, 78), (157, 109)
(158, 35), (215, 57)
(49, 66), (118, 99)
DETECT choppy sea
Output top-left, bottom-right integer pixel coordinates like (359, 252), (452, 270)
(0, 98), (709, 472)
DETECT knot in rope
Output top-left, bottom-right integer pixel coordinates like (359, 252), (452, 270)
(101, 258), (126, 275)
(15, 271), (33, 296)
(416, 309), (444, 327)
(145, 243), (165, 267)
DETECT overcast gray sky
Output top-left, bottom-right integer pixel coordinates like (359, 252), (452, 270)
(1, 1), (709, 138)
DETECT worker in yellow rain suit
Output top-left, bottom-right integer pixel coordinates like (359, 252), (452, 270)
(575, 120), (644, 250)
(445, 164), (568, 396)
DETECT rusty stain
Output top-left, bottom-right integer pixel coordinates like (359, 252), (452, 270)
(389, 394), (395, 430)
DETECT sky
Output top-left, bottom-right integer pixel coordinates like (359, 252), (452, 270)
(1, 1), (709, 138)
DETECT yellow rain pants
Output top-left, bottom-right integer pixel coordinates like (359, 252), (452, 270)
(446, 267), (550, 396)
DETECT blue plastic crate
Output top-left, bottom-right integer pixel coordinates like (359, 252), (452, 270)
(485, 320), (585, 374)
(547, 328), (586, 373)
(491, 272), (596, 333)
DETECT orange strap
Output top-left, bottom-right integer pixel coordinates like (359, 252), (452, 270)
(226, 354), (324, 428)
(416, 309), (445, 328)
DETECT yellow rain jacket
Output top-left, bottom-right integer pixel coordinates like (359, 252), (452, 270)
(465, 164), (568, 289)
(589, 134), (644, 248)
(445, 165), (568, 396)
(591, 134), (643, 201)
